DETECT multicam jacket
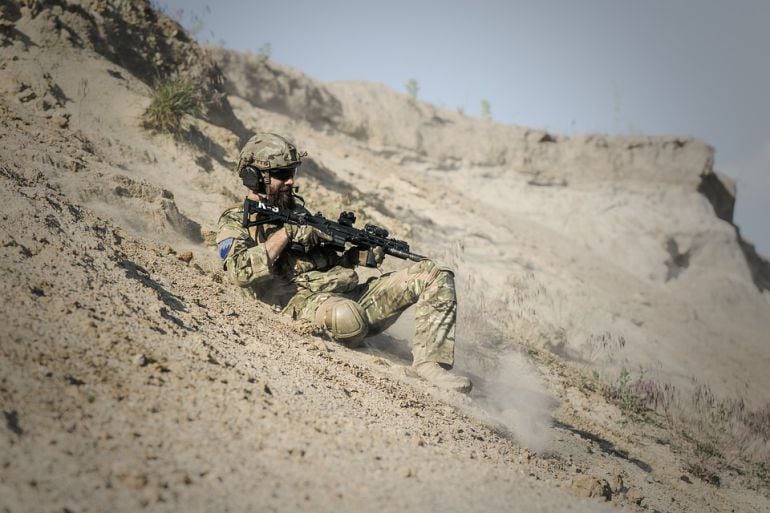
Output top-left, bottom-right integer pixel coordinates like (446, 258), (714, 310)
(216, 203), (360, 308)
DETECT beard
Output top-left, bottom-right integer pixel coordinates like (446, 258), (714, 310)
(266, 186), (296, 210)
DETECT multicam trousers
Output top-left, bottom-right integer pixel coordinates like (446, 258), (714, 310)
(286, 259), (456, 366)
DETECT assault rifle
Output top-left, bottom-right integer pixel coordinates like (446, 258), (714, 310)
(242, 198), (426, 266)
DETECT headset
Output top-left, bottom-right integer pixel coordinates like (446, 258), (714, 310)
(241, 165), (265, 193)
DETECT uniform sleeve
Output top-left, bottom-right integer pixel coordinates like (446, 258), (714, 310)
(225, 242), (272, 287)
(217, 208), (273, 288)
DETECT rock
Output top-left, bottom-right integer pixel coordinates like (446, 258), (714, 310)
(133, 353), (148, 367)
(171, 470), (192, 485)
(17, 88), (36, 103)
(3, 410), (23, 436)
(570, 475), (612, 501)
(177, 251), (193, 263)
(118, 472), (148, 490)
(411, 436), (426, 448)
(625, 487), (644, 505)
(201, 229), (217, 246)
(65, 374), (85, 386)
(157, 244), (176, 255)
(611, 474), (624, 493)
(49, 114), (69, 129)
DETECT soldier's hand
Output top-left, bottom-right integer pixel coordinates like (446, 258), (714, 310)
(284, 224), (332, 251)
(347, 246), (385, 267)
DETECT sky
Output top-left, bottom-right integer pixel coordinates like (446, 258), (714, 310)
(159, 0), (770, 257)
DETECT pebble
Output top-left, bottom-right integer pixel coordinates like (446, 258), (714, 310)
(49, 114), (69, 129)
(611, 474), (624, 493)
(119, 472), (148, 490)
(171, 470), (192, 485)
(570, 475), (612, 501)
(625, 487), (644, 505)
(201, 230), (217, 246)
(177, 251), (193, 263)
(133, 353), (148, 367)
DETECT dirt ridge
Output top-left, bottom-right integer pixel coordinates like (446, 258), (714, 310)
(1, 2), (768, 512)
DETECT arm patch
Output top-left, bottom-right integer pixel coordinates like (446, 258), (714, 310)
(218, 238), (234, 260)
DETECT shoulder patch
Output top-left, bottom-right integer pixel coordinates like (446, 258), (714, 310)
(216, 227), (243, 244)
(218, 238), (234, 260)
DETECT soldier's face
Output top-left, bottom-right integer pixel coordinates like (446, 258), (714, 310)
(269, 170), (295, 193)
(267, 169), (296, 209)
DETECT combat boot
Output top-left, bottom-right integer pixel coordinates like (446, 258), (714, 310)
(413, 362), (472, 393)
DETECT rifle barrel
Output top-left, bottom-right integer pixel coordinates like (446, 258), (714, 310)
(386, 247), (426, 262)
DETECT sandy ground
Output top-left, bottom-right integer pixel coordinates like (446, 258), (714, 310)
(1, 2), (768, 512)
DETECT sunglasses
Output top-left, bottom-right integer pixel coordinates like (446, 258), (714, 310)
(270, 168), (297, 181)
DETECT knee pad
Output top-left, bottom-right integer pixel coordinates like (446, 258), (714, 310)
(315, 297), (368, 347)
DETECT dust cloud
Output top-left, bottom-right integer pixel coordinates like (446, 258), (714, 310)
(468, 351), (555, 454)
(374, 261), (556, 454)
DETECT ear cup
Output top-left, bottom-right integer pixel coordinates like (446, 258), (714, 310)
(242, 165), (265, 193)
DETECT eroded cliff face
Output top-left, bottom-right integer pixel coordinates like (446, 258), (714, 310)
(214, 51), (726, 185)
(1, 2), (769, 513)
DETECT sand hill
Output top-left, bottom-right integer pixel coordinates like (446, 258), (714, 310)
(1, 2), (768, 512)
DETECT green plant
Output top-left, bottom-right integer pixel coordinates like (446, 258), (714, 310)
(601, 369), (645, 415)
(257, 42), (272, 62)
(143, 75), (201, 134)
(684, 437), (723, 486)
(633, 377), (770, 487)
(480, 99), (492, 120)
(405, 79), (419, 101)
(751, 462), (768, 487)
(188, 17), (204, 37)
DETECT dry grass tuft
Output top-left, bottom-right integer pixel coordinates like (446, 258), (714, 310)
(143, 75), (202, 134)
(606, 371), (770, 488)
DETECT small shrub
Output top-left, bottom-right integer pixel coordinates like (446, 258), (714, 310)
(602, 368), (645, 415)
(143, 76), (202, 134)
(405, 79), (419, 101)
(751, 462), (768, 487)
(684, 455), (722, 487)
(480, 99), (492, 120)
(257, 42), (272, 62)
(636, 377), (770, 487)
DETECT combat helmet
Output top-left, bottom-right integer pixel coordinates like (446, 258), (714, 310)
(236, 132), (306, 193)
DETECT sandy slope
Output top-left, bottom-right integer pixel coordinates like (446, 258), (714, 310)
(1, 2), (768, 512)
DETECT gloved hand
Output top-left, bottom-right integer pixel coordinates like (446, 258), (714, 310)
(346, 246), (385, 267)
(284, 223), (332, 251)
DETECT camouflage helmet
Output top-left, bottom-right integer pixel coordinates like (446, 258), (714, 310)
(236, 132), (304, 177)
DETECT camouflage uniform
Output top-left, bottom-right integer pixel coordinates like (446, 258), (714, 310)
(216, 203), (456, 366)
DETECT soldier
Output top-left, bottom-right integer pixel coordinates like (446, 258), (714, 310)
(216, 132), (471, 393)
